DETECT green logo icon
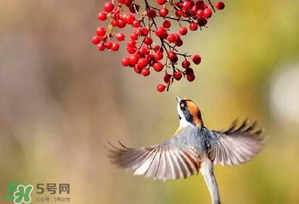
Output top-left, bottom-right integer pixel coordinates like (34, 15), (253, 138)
(5, 181), (34, 204)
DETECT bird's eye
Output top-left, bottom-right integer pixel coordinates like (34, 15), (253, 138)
(180, 103), (185, 108)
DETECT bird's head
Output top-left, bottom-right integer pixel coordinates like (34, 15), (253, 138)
(176, 96), (203, 127)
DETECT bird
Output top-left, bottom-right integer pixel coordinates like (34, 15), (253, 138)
(107, 97), (266, 204)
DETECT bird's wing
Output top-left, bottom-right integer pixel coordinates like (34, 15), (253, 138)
(209, 119), (266, 166)
(107, 140), (201, 181)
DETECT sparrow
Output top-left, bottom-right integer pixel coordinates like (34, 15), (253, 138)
(107, 97), (266, 204)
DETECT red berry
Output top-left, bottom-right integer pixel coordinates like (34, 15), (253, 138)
(190, 5), (199, 16)
(125, 14), (136, 24)
(97, 11), (107, 21)
(168, 51), (178, 63)
(105, 41), (113, 49)
(130, 31), (139, 40)
(215, 2), (225, 10)
(164, 74), (172, 83)
(167, 34), (176, 43)
(196, 10), (204, 17)
(155, 52), (164, 61)
(103, 2), (115, 12)
(140, 28), (149, 36)
(189, 23), (198, 31)
(121, 57), (131, 66)
(153, 62), (164, 72)
(182, 60), (191, 68)
(139, 46), (150, 55)
(91, 36), (101, 45)
(182, 1), (192, 10)
(159, 8), (169, 17)
(116, 33), (125, 41)
(148, 9), (157, 18)
(117, 0), (125, 3)
(141, 68), (150, 76)
(157, 0), (167, 5)
(115, 13), (122, 19)
(132, 20), (140, 28)
(125, 0), (133, 6)
(174, 34), (180, 41)
(175, 2), (183, 8)
(198, 17), (207, 26)
(138, 58), (149, 68)
(130, 54), (140, 65)
(154, 45), (163, 53)
(163, 20), (171, 28)
(111, 20), (119, 27)
(173, 71), (182, 80)
(111, 42), (119, 51)
(127, 40), (136, 47)
(118, 19), (127, 28)
(97, 43), (105, 51)
(134, 65), (142, 74)
(127, 47), (136, 54)
(203, 8), (212, 18)
(196, 1), (205, 9)
(174, 38), (183, 46)
(179, 27), (188, 35)
(155, 27), (167, 38)
(185, 67), (194, 75)
(144, 37), (153, 45)
(96, 27), (106, 36)
(187, 74), (195, 81)
(147, 54), (156, 62)
(175, 10), (183, 17)
(129, 4), (140, 13)
(157, 84), (166, 92)
(192, 54), (201, 64)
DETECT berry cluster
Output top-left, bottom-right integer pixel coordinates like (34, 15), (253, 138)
(91, 0), (225, 92)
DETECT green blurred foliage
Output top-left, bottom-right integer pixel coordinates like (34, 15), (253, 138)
(0, 0), (299, 204)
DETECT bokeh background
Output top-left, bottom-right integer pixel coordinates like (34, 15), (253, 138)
(1, 0), (299, 203)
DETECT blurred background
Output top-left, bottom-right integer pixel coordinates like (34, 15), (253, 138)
(1, 0), (299, 203)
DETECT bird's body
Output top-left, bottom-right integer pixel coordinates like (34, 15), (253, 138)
(108, 97), (265, 204)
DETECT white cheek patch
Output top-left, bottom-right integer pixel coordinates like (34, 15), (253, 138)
(180, 119), (190, 128)
(177, 104), (183, 116)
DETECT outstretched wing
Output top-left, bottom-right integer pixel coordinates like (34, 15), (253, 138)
(107, 141), (201, 181)
(209, 119), (266, 166)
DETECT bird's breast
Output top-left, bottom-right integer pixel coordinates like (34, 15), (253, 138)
(170, 126), (211, 155)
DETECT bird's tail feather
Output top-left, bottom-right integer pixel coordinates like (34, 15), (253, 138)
(201, 159), (221, 204)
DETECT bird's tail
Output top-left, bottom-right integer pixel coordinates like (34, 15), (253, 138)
(201, 159), (221, 204)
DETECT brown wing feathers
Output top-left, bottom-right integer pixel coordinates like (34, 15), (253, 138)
(107, 141), (201, 181)
(211, 119), (266, 166)
(221, 119), (264, 137)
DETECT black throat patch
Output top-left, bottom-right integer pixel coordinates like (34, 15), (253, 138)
(180, 101), (195, 125)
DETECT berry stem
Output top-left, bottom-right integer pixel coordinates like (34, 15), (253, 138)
(207, 0), (216, 12)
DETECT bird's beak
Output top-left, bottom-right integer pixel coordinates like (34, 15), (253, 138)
(176, 96), (182, 103)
